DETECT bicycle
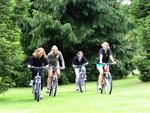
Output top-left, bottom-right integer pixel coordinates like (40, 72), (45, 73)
(73, 64), (87, 93)
(29, 66), (44, 102)
(48, 67), (63, 97)
(97, 63), (114, 95)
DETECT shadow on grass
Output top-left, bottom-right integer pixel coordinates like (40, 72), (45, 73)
(0, 95), (35, 104)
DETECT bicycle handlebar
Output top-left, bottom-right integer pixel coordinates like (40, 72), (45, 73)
(28, 66), (47, 69)
(98, 63), (116, 65)
(49, 67), (65, 70)
(72, 64), (87, 68)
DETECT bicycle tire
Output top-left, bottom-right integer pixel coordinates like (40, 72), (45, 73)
(34, 92), (37, 100)
(34, 78), (40, 102)
(53, 78), (58, 97)
(100, 85), (104, 94)
(79, 78), (83, 93)
(49, 80), (54, 96)
(79, 72), (87, 93)
(36, 90), (40, 102)
(49, 86), (53, 96)
(104, 73), (112, 95)
(49, 77), (58, 97)
(34, 86), (40, 102)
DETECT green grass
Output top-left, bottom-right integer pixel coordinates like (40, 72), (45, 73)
(0, 77), (150, 113)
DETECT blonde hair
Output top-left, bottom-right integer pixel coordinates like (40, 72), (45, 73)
(101, 42), (110, 49)
(76, 51), (84, 56)
(51, 45), (58, 53)
(33, 47), (46, 58)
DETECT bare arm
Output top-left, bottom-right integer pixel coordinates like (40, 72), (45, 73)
(99, 55), (103, 63)
(59, 52), (65, 68)
(110, 55), (116, 64)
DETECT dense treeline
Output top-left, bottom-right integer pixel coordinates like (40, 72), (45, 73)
(0, 0), (149, 93)
(128, 0), (150, 81)
(14, 0), (132, 82)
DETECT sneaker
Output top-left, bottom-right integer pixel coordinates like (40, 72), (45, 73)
(46, 86), (50, 93)
(76, 88), (79, 91)
(46, 88), (50, 93)
(98, 84), (102, 90)
(29, 80), (33, 86)
(40, 91), (43, 99)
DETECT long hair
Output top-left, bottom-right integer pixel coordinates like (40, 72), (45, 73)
(101, 42), (110, 49)
(33, 47), (47, 58)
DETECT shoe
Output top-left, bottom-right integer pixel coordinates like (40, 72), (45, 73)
(40, 91), (43, 99)
(46, 86), (50, 93)
(46, 88), (50, 93)
(98, 84), (102, 90)
(76, 88), (79, 91)
(29, 80), (33, 86)
(84, 77), (87, 81)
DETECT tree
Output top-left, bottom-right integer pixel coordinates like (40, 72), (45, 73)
(0, 0), (26, 93)
(129, 0), (150, 81)
(15, 0), (132, 83)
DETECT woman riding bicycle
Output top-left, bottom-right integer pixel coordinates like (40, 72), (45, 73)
(72, 51), (88, 91)
(96, 42), (116, 90)
(46, 45), (65, 92)
(28, 47), (48, 98)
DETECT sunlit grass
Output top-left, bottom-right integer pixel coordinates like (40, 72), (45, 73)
(0, 77), (150, 113)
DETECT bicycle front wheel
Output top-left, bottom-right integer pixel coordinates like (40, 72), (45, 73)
(104, 73), (112, 94)
(34, 85), (40, 102)
(49, 78), (58, 97)
(34, 79), (41, 102)
(79, 78), (86, 93)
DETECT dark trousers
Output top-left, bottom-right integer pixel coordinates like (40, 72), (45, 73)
(30, 68), (44, 90)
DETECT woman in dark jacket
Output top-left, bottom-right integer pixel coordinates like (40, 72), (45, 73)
(28, 47), (48, 98)
(72, 51), (88, 91)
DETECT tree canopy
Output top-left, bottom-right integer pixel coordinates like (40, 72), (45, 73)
(0, 0), (26, 93)
(14, 0), (132, 80)
(129, 0), (150, 81)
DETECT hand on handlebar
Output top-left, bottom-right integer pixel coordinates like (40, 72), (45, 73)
(28, 64), (32, 68)
(28, 65), (48, 69)
(60, 67), (65, 70)
(112, 61), (117, 65)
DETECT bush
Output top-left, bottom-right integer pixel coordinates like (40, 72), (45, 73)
(0, 77), (15, 94)
(14, 71), (31, 87)
(138, 60), (150, 82)
(133, 55), (150, 82)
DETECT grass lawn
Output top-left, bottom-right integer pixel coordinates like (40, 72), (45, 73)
(0, 77), (150, 113)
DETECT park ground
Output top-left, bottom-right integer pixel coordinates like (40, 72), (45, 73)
(0, 76), (150, 113)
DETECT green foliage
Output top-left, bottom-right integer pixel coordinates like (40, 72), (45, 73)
(0, 0), (26, 92)
(14, 0), (133, 84)
(0, 77), (15, 94)
(0, 77), (150, 113)
(129, 0), (150, 81)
